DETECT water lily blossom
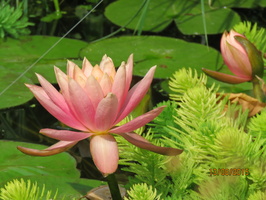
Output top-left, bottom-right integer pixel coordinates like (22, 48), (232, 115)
(17, 54), (182, 176)
(203, 30), (264, 84)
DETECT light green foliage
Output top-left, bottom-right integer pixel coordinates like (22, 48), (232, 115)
(196, 176), (248, 200)
(0, 179), (59, 200)
(117, 130), (169, 197)
(118, 68), (266, 199)
(233, 21), (266, 65)
(0, 1), (33, 38)
(247, 190), (266, 200)
(248, 109), (266, 138)
(169, 68), (207, 102)
(124, 183), (161, 200)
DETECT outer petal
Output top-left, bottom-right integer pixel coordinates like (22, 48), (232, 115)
(68, 79), (96, 130)
(54, 67), (69, 95)
(26, 84), (87, 131)
(111, 106), (165, 134)
(115, 66), (156, 123)
(119, 132), (183, 156)
(17, 141), (77, 156)
(202, 68), (251, 84)
(67, 60), (77, 78)
(112, 64), (126, 109)
(94, 93), (119, 132)
(36, 73), (69, 112)
(40, 128), (92, 141)
(125, 54), (133, 92)
(90, 134), (119, 176)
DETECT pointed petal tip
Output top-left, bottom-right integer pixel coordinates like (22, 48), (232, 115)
(202, 68), (250, 84)
(17, 146), (63, 157)
(119, 132), (183, 156)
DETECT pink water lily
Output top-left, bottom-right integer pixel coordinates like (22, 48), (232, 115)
(18, 54), (182, 176)
(203, 30), (264, 84)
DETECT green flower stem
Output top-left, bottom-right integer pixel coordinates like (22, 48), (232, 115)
(106, 173), (122, 200)
(252, 77), (264, 102)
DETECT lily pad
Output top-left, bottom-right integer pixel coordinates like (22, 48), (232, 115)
(0, 140), (103, 198)
(0, 36), (87, 109)
(175, 6), (240, 35)
(211, 0), (266, 8)
(80, 36), (223, 79)
(104, 0), (241, 34)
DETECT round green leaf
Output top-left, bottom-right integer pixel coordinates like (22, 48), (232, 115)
(211, 0), (266, 8)
(0, 36), (87, 109)
(105, 0), (173, 32)
(175, 7), (241, 35)
(0, 140), (103, 199)
(0, 67), (34, 110)
(104, 0), (241, 34)
(80, 36), (223, 79)
(0, 140), (79, 182)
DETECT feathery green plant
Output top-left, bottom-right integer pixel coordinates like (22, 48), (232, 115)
(248, 109), (266, 138)
(124, 183), (161, 200)
(118, 68), (266, 199)
(169, 68), (207, 102)
(0, 179), (59, 200)
(0, 1), (33, 38)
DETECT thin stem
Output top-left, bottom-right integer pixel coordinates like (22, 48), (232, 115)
(106, 173), (123, 200)
(252, 77), (264, 102)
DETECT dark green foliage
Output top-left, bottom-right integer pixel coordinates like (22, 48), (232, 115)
(0, 1), (33, 38)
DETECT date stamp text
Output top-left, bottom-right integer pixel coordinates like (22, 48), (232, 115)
(209, 168), (249, 176)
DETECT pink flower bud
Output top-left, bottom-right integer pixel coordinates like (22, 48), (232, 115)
(203, 30), (264, 84)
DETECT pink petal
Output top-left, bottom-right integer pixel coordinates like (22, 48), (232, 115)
(94, 93), (119, 132)
(82, 57), (93, 77)
(36, 73), (69, 113)
(40, 128), (92, 141)
(221, 31), (251, 78)
(115, 66), (156, 124)
(17, 141), (77, 156)
(26, 84), (87, 131)
(202, 68), (251, 84)
(68, 79), (96, 130)
(85, 75), (104, 110)
(125, 54), (133, 92)
(67, 60), (77, 78)
(73, 64), (87, 87)
(224, 42), (252, 77)
(99, 55), (116, 80)
(92, 65), (104, 81)
(54, 67), (69, 94)
(119, 132), (183, 156)
(111, 106), (165, 134)
(90, 134), (119, 176)
(99, 73), (112, 96)
(112, 64), (126, 109)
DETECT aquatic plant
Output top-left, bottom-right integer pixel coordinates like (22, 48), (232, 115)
(117, 68), (266, 199)
(0, 179), (58, 200)
(0, 1), (33, 38)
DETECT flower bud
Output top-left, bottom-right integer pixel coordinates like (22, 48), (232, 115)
(203, 30), (264, 84)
